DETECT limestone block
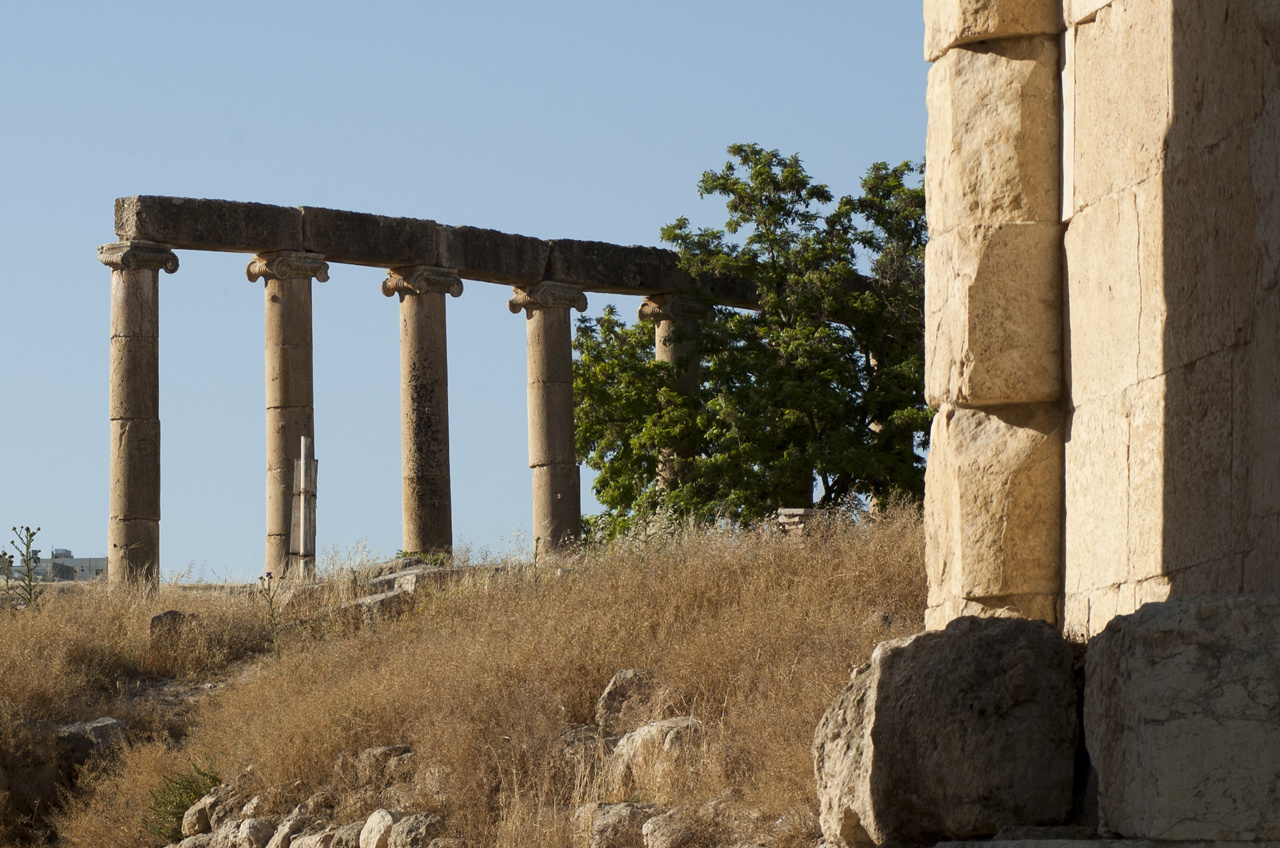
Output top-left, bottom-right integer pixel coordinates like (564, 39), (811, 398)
(926, 593), (1061, 632)
(1154, 132), (1256, 373)
(109, 268), (159, 338)
(437, 224), (549, 286)
(1086, 596), (1280, 840)
(927, 36), (1061, 233)
(387, 813), (443, 848)
(1063, 186), (1144, 403)
(924, 404), (1064, 619)
(265, 344), (314, 410)
(527, 381), (577, 467)
(108, 517), (159, 580)
(925, 222), (1062, 407)
(1164, 0), (1263, 168)
(1066, 0), (1111, 24)
(603, 717), (704, 797)
(116, 196), (304, 254)
(263, 278), (314, 349)
(108, 336), (159, 420)
(358, 809), (402, 848)
(524, 310), (575, 384)
(924, 0), (1064, 61)
(109, 419), (160, 520)
(589, 803), (658, 848)
(1062, 394), (1129, 603)
(813, 617), (1077, 848)
(301, 206), (438, 268)
(1072, 0), (1171, 210)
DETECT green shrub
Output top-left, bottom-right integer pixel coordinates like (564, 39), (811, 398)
(141, 760), (220, 843)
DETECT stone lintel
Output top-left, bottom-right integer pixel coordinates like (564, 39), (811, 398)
(549, 238), (758, 308)
(114, 196), (761, 307)
(508, 281), (588, 315)
(116, 196), (304, 255)
(382, 266), (463, 299)
(98, 240), (179, 274)
(637, 292), (711, 323)
(300, 206), (439, 268)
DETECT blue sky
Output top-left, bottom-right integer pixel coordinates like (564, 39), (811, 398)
(0, 2), (927, 581)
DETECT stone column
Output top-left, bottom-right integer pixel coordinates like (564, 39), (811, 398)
(247, 250), (329, 577)
(638, 293), (705, 487)
(382, 266), (463, 555)
(923, 4), (1066, 628)
(509, 282), (587, 556)
(99, 240), (178, 586)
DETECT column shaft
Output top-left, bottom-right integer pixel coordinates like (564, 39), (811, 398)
(639, 294), (705, 489)
(510, 283), (587, 556)
(249, 251), (328, 577)
(384, 267), (462, 554)
(100, 241), (177, 586)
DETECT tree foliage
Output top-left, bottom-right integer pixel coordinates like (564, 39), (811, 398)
(574, 144), (930, 538)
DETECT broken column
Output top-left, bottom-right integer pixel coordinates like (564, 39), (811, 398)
(382, 266), (463, 555)
(923, 3), (1066, 628)
(99, 240), (178, 585)
(248, 250), (329, 577)
(638, 293), (705, 487)
(509, 281), (587, 556)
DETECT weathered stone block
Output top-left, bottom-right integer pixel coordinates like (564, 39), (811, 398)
(1086, 596), (1280, 840)
(527, 381), (576, 467)
(596, 669), (679, 738)
(301, 206), (438, 268)
(1072, 0), (1171, 210)
(813, 617), (1077, 848)
(924, 0), (1064, 61)
(1063, 393), (1131, 597)
(925, 404), (1064, 627)
(115, 196), (304, 254)
(1064, 187), (1143, 404)
(108, 336), (159, 421)
(109, 419), (160, 520)
(925, 223), (1062, 407)
(604, 717), (704, 798)
(437, 224), (549, 285)
(1067, 0), (1112, 24)
(546, 240), (757, 307)
(927, 36), (1061, 233)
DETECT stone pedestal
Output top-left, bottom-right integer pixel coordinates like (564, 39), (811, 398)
(383, 266), (462, 555)
(510, 282), (587, 556)
(248, 250), (329, 576)
(99, 240), (178, 585)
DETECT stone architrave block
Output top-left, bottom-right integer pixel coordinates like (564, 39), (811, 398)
(924, 0), (1064, 61)
(924, 404), (1064, 627)
(927, 35), (1061, 233)
(115, 196), (304, 254)
(1086, 596), (1280, 841)
(546, 240), (758, 308)
(925, 222), (1063, 407)
(300, 206), (438, 269)
(813, 616), (1077, 848)
(436, 224), (549, 286)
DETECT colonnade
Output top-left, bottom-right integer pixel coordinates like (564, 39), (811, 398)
(99, 237), (708, 584)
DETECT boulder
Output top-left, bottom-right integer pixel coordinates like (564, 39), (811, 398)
(359, 809), (402, 848)
(330, 821), (365, 848)
(184, 785), (234, 837)
(604, 717), (704, 797)
(641, 808), (700, 848)
(596, 670), (678, 737)
(813, 616), (1077, 847)
(1085, 595), (1280, 840)
(291, 830), (337, 848)
(589, 803), (658, 848)
(388, 813), (443, 848)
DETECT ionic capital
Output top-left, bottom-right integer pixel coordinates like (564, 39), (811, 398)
(247, 251), (330, 284)
(98, 241), (179, 274)
(508, 281), (587, 315)
(382, 266), (464, 300)
(637, 293), (708, 323)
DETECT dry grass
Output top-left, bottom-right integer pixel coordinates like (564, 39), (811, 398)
(48, 505), (925, 848)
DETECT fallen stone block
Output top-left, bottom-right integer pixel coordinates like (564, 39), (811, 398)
(589, 802), (658, 848)
(604, 717), (704, 798)
(1086, 595), (1280, 841)
(596, 669), (679, 738)
(813, 616), (1077, 847)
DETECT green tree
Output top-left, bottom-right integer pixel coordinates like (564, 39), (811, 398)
(574, 144), (930, 538)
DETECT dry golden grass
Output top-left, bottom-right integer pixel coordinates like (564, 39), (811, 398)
(50, 506), (925, 848)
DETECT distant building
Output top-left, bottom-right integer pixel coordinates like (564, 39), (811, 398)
(32, 550), (106, 582)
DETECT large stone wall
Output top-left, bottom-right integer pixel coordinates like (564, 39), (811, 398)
(924, 0), (1280, 636)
